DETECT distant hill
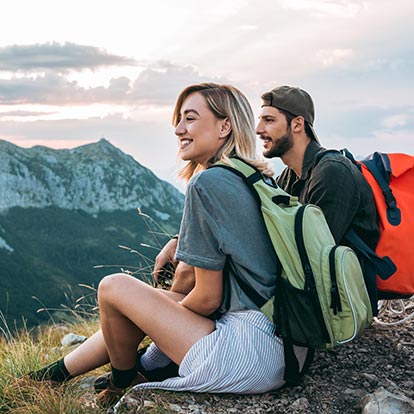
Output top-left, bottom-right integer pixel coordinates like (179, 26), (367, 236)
(0, 138), (184, 328)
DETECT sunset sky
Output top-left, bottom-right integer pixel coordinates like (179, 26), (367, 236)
(0, 0), (413, 189)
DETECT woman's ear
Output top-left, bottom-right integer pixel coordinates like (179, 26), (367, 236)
(219, 118), (232, 139)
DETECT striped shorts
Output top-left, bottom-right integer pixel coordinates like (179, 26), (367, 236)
(129, 310), (308, 394)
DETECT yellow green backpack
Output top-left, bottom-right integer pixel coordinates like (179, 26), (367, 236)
(213, 158), (373, 385)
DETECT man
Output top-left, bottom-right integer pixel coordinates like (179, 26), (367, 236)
(157, 85), (379, 310)
(256, 85), (380, 313)
(256, 85), (379, 247)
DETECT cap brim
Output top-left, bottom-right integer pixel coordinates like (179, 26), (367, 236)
(308, 123), (320, 143)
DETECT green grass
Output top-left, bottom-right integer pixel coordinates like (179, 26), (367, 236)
(0, 313), (105, 414)
(0, 212), (181, 413)
(0, 312), (212, 414)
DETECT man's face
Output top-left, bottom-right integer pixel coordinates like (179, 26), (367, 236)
(256, 106), (293, 158)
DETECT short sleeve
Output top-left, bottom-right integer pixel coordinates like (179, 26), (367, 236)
(175, 174), (226, 270)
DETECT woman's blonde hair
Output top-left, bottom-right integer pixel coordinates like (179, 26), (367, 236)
(173, 83), (274, 182)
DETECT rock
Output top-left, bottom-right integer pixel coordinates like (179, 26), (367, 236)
(78, 376), (96, 390)
(402, 380), (414, 390)
(289, 397), (310, 411)
(61, 333), (87, 347)
(188, 404), (202, 413)
(361, 373), (378, 384)
(345, 388), (365, 398)
(360, 387), (414, 414)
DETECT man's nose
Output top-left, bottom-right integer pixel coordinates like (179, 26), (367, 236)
(255, 120), (264, 135)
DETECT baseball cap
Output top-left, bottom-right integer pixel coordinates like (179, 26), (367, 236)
(261, 85), (319, 142)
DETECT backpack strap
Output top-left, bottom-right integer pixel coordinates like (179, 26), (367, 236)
(210, 160), (277, 309)
(343, 229), (396, 281)
(316, 149), (397, 282)
(211, 159), (305, 386)
(361, 152), (401, 226)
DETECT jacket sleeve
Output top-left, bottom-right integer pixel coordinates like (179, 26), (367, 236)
(305, 158), (360, 243)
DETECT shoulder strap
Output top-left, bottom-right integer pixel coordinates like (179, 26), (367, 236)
(344, 228), (396, 280)
(211, 158), (309, 386)
(361, 152), (401, 226)
(315, 149), (397, 281)
(210, 159), (276, 308)
(340, 148), (362, 172)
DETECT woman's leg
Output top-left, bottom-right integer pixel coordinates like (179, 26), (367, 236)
(64, 288), (186, 376)
(98, 273), (215, 371)
(63, 330), (109, 376)
(28, 287), (186, 383)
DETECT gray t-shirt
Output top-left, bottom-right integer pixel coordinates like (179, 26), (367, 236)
(175, 167), (277, 315)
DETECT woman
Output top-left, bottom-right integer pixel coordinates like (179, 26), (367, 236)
(27, 83), (309, 407)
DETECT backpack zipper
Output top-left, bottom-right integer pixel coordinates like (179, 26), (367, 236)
(329, 246), (342, 315)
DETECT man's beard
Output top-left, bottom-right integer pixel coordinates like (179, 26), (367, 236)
(263, 127), (293, 159)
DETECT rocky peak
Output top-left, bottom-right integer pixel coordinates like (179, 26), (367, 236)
(0, 138), (183, 217)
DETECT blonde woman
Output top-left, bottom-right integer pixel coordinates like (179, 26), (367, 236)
(27, 83), (309, 407)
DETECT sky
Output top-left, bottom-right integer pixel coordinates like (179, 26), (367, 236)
(0, 0), (413, 190)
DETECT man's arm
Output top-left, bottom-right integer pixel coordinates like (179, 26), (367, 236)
(153, 238), (196, 293)
(153, 238), (178, 284)
(307, 159), (360, 242)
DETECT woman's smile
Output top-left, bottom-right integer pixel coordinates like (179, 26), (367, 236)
(179, 138), (193, 150)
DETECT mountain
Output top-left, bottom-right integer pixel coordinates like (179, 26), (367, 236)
(0, 139), (184, 328)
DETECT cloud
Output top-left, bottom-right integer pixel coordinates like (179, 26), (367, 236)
(0, 42), (137, 72)
(0, 62), (215, 106)
(316, 49), (354, 67)
(0, 110), (57, 118)
(0, 73), (131, 105)
(316, 104), (414, 140)
(382, 113), (412, 129)
(129, 63), (218, 105)
(281, 0), (366, 17)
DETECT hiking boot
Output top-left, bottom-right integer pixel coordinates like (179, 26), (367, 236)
(95, 371), (147, 409)
(95, 378), (125, 409)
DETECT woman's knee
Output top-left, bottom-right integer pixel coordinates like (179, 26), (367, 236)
(98, 273), (135, 305)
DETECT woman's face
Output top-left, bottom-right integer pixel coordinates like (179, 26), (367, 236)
(175, 92), (228, 167)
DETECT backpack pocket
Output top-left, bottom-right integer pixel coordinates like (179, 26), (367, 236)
(318, 245), (372, 347)
(273, 275), (330, 348)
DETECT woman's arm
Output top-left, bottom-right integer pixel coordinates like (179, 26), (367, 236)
(179, 267), (223, 316)
(171, 262), (196, 294)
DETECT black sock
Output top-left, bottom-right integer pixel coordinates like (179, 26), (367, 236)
(111, 365), (137, 389)
(29, 358), (72, 382)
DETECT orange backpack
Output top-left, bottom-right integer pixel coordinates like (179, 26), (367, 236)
(358, 152), (414, 297)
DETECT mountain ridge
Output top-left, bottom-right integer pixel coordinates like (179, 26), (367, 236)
(0, 138), (183, 217)
(0, 138), (184, 327)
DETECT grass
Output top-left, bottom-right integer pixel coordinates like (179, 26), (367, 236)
(0, 293), (153, 413)
(0, 313), (104, 413)
(0, 294), (213, 414)
(0, 211), (178, 413)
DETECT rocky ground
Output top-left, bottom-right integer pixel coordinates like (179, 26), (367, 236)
(111, 300), (414, 414)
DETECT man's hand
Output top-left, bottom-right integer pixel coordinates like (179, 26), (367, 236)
(153, 238), (178, 284)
